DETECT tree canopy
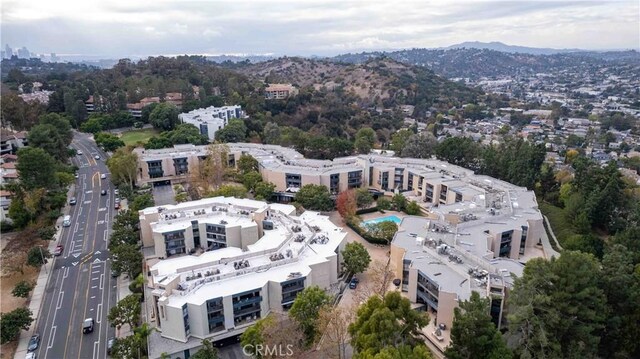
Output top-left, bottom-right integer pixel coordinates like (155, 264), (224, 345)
(295, 184), (333, 212)
(342, 242), (371, 275)
(289, 286), (332, 345)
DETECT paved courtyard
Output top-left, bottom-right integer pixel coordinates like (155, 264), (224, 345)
(152, 184), (176, 206)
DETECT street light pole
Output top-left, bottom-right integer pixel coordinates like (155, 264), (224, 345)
(39, 245), (48, 274)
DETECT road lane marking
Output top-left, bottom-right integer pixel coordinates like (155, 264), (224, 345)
(83, 200), (92, 204)
(96, 304), (102, 323)
(92, 277), (99, 281)
(91, 296), (96, 299)
(56, 292), (64, 309)
(100, 274), (104, 290)
(47, 326), (57, 349)
(98, 208), (106, 212)
(63, 267), (70, 278)
(93, 258), (102, 264)
(91, 286), (97, 288)
(72, 262), (79, 266)
(103, 230), (107, 242)
(85, 190), (93, 194)
(93, 341), (100, 359)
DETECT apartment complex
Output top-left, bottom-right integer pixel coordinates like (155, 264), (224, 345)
(264, 84), (298, 100)
(178, 106), (244, 141)
(389, 193), (543, 351)
(140, 197), (347, 358)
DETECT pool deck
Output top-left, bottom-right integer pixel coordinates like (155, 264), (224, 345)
(360, 210), (405, 223)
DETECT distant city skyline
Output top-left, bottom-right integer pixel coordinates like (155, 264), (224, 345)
(2, 0), (639, 59)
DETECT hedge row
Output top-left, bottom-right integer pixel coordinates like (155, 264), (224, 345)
(345, 219), (389, 245)
(355, 207), (380, 215)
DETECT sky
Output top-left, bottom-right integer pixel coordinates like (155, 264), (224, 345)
(1, 0), (639, 58)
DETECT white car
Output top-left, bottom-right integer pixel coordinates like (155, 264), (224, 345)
(77, 150), (83, 155)
(94, 155), (100, 160)
(101, 174), (107, 179)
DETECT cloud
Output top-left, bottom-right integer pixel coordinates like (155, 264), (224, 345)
(1, 0), (638, 57)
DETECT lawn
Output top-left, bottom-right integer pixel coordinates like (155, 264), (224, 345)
(120, 128), (159, 146)
(539, 202), (577, 246)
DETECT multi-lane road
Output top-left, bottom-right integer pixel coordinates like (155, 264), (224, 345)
(35, 132), (118, 359)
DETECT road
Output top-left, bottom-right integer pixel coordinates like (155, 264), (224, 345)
(35, 132), (118, 359)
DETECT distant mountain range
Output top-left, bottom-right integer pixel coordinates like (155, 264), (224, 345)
(445, 41), (583, 55)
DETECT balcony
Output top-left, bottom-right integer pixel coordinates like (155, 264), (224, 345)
(233, 305), (261, 317)
(282, 282), (305, 294)
(233, 296), (262, 308)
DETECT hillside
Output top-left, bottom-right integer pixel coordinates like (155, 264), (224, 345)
(232, 57), (481, 110)
(446, 41), (581, 55)
(332, 48), (640, 79)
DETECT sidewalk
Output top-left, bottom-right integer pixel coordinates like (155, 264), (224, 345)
(13, 185), (75, 359)
(115, 274), (133, 338)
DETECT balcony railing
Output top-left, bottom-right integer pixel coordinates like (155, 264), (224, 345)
(233, 296), (262, 308)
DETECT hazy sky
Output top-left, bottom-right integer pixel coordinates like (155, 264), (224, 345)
(1, 0), (639, 57)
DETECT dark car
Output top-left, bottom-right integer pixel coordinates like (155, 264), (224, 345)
(349, 277), (359, 289)
(101, 190), (107, 196)
(107, 337), (116, 355)
(114, 202), (120, 210)
(111, 268), (119, 278)
(53, 244), (64, 256)
(69, 197), (77, 205)
(27, 334), (40, 352)
(82, 318), (94, 334)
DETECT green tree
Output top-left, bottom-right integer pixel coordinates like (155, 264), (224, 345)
(445, 291), (512, 359)
(241, 171), (263, 191)
(241, 316), (270, 358)
(355, 188), (374, 209)
(191, 339), (219, 359)
(436, 137), (481, 170)
(149, 103), (179, 131)
(598, 244), (640, 358)
(16, 147), (56, 190)
(27, 123), (70, 162)
(207, 184), (248, 198)
(215, 118), (247, 142)
(342, 242), (371, 275)
(506, 251), (607, 359)
(0, 308), (33, 344)
(37, 226), (56, 241)
(254, 182), (276, 201)
(391, 193), (407, 212)
(129, 193), (154, 212)
(262, 122), (281, 144)
(389, 129), (413, 153)
(11, 280), (35, 298)
(289, 286), (332, 345)
(376, 197), (391, 211)
(295, 184), (333, 212)
(237, 154), (259, 174)
(108, 294), (142, 330)
(354, 127), (376, 154)
(106, 148), (138, 190)
(80, 116), (103, 134)
(404, 201), (421, 215)
(94, 132), (125, 152)
(401, 133), (437, 159)
(167, 123), (209, 145)
(349, 291), (428, 358)
(26, 247), (51, 267)
(366, 221), (398, 244)
(110, 243), (143, 278)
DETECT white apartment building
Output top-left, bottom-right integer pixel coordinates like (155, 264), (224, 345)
(178, 106), (244, 141)
(140, 197), (347, 359)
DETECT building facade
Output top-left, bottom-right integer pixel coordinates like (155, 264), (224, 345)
(264, 84), (299, 100)
(141, 197), (347, 358)
(178, 106), (244, 141)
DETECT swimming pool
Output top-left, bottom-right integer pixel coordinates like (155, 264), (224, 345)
(362, 215), (402, 226)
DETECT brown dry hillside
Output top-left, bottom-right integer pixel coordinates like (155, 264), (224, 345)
(234, 57), (480, 108)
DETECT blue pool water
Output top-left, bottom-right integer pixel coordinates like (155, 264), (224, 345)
(362, 215), (402, 226)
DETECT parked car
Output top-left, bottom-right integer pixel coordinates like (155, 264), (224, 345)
(113, 189), (119, 196)
(77, 150), (83, 155)
(101, 190), (107, 196)
(107, 337), (116, 355)
(74, 173), (79, 179)
(110, 269), (119, 278)
(114, 202), (120, 210)
(27, 334), (40, 352)
(69, 197), (77, 205)
(25, 352), (36, 359)
(101, 173), (107, 179)
(53, 244), (64, 256)
(94, 155), (100, 160)
(82, 318), (94, 334)
(349, 277), (359, 289)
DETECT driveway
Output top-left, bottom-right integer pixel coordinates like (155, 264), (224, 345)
(152, 184), (176, 206)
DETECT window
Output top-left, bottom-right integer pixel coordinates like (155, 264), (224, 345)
(182, 304), (190, 336)
(519, 226), (528, 255)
